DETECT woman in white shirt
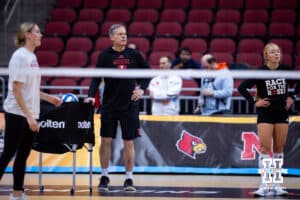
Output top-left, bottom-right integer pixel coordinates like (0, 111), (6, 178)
(0, 22), (61, 200)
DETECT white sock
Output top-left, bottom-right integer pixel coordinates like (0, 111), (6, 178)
(259, 153), (271, 185)
(259, 153), (270, 169)
(125, 171), (133, 180)
(273, 153), (284, 187)
(101, 168), (109, 177)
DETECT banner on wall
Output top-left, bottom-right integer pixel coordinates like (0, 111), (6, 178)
(110, 116), (300, 175)
(3, 115), (300, 175)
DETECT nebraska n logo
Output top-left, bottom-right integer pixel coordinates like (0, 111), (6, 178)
(176, 130), (207, 159)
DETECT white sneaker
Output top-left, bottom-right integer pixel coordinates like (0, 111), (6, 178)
(253, 184), (270, 197)
(273, 184), (288, 196)
(9, 193), (28, 200)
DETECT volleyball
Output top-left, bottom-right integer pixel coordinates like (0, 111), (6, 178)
(61, 93), (79, 103)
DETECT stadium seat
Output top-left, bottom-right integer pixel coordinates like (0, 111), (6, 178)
(56, 0), (82, 9)
(237, 39), (264, 54)
(44, 22), (71, 37)
(245, 0), (270, 9)
(133, 9), (159, 23)
(164, 0), (189, 9)
(156, 22), (182, 38)
(243, 9), (268, 23)
(94, 37), (112, 51)
(149, 51), (175, 66)
(50, 8), (77, 23)
(239, 23), (266, 38)
(211, 23), (238, 38)
(271, 10), (296, 24)
(180, 79), (199, 96)
(269, 39), (294, 54)
(136, 0), (162, 9)
(100, 22), (115, 36)
(161, 9), (186, 23)
(72, 21), (99, 37)
(210, 39), (236, 53)
(60, 51), (88, 67)
(78, 9), (103, 22)
(106, 9), (131, 23)
(127, 37), (150, 54)
(89, 51), (101, 67)
(190, 0), (216, 9)
(152, 38), (178, 53)
(183, 22), (210, 38)
(296, 40), (300, 55)
(218, 0), (243, 10)
(268, 23), (295, 38)
(38, 37), (64, 53)
(49, 78), (78, 94)
(128, 22), (154, 37)
(181, 38), (207, 54)
(233, 79), (243, 96)
(215, 10), (241, 23)
(83, 0), (108, 8)
(110, 0), (136, 9)
(295, 55), (300, 70)
(36, 51), (59, 67)
(272, 0), (298, 9)
(281, 54), (293, 67)
(236, 53), (263, 68)
(211, 52), (234, 64)
(65, 37), (93, 53)
(188, 9), (214, 24)
(191, 52), (202, 62)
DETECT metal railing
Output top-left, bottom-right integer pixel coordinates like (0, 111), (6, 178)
(40, 84), (300, 115)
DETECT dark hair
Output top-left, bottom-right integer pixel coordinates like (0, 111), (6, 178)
(207, 57), (216, 64)
(179, 47), (191, 55)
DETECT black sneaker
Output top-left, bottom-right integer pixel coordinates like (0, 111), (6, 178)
(123, 178), (136, 192)
(98, 176), (109, 192)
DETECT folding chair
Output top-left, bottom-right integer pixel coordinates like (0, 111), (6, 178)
(33, 102), (95, 195)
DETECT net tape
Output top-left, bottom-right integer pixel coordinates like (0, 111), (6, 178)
(0, 68), (299, 79)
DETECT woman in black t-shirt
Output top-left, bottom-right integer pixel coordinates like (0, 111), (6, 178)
(238, 43), (295, 197)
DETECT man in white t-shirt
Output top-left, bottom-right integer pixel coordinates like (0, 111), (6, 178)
(149, 56), (182, 115)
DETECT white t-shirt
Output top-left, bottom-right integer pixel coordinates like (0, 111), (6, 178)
(3, 47), (41, 119)
(148, 75), (182, 115)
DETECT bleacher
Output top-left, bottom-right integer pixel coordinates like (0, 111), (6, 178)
(30, 0), (300, 114)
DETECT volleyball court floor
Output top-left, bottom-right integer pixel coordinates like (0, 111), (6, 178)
(0, 173), (299, 199)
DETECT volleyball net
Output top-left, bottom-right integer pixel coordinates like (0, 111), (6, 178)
(0, 68), (299, 115)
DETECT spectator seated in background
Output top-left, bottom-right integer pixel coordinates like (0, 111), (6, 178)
(149, 56), (182, 115)
(194, 54), (233, 115)
(172, 47), (201, 70)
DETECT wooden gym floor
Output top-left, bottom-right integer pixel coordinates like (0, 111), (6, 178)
(0, 173), (300, 199)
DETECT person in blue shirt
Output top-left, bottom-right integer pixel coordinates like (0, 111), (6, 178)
(194, 54), (233, 115)
(172, 47), (201, 69)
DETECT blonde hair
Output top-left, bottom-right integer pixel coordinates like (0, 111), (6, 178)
(14, 22), (36, 47)
(263, 43), (282, 65)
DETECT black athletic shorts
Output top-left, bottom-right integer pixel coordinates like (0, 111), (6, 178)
(256, 107), (289, 124)
(100, 105), (141, 140)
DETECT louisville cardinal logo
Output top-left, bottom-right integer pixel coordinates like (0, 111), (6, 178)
(176, 130), (207, 159)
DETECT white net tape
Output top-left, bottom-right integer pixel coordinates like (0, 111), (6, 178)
(0, 68), (299, 79)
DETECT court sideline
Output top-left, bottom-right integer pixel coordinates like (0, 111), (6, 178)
(1, 173), (300, 199)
